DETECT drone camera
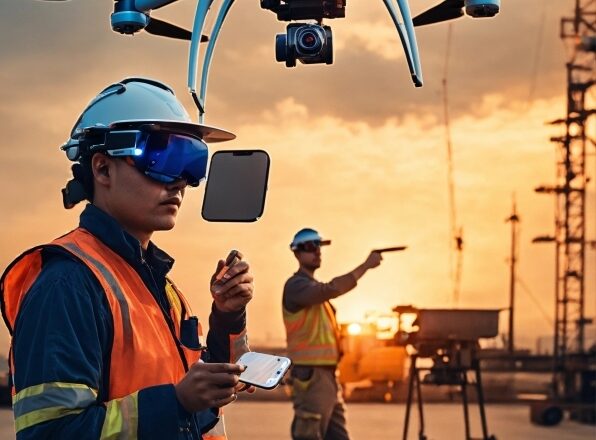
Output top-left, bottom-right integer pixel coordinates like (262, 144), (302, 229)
(276, 23), (333, 67)
(464, 0), (500, 18)
(261, 0), (346, 21)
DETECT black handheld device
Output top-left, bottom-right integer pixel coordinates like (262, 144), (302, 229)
(214, 250), (243, 283)
(373, 246), (407, 253)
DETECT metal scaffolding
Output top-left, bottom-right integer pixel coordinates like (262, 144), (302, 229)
(533, 0), (595, 401)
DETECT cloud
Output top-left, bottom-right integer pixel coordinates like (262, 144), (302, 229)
(334, 21), (405, 61)
(0, 0), (571, 129)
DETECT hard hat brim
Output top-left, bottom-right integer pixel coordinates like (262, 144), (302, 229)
(110, 120), (236, 143)
(289, 239), (332, 251)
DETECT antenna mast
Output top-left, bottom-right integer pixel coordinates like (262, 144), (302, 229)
(533, 0), (595, 400)
(506, 196), (520, 354)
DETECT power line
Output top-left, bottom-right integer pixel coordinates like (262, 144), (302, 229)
(516, 276), (554, 327)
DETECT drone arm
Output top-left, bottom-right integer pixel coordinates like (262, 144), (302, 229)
(198, 0), (236, 123)
(188, 0), (214, 116)
(381, 0), (423, 87)
(396, 0), (423, 87)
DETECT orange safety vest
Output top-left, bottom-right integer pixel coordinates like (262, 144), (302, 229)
(283, 301), (340, 366)
(1, 228), (227, 439)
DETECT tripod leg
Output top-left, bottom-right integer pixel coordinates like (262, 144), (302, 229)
(416, 368), (425, 440)
(475, 361), (490, 439)
(461, 370), (471, 440)
(403, 356), (416, 440)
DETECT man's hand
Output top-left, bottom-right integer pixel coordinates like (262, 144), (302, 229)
(349, 251), (384, 282)
(364, 251), (383, 269)
(210, 259), (254, 313)
(175, 362), (245, 413)
(235, 382), (256, 394)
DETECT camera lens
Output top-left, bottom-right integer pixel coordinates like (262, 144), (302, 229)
(300, 32), (317, 49)
(296, 27), (323, 55)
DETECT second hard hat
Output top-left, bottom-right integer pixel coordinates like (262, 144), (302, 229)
(290, 228), (331, 251)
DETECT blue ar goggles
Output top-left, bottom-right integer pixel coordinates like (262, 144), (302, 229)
(101, 129), (208, 186)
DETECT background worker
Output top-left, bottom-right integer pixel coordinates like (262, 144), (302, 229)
(283, 228), (383, 440)
(1, 78), (253, 439)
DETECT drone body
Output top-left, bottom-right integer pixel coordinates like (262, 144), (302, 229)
(40, 0), (500, 119)
(260, 0), (346, 21)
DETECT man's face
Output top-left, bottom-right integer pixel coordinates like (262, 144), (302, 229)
(295, 242), (322, 270)
(97, 156), (187, 240)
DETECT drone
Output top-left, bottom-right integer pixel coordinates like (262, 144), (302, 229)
(40, 0), (500, 122)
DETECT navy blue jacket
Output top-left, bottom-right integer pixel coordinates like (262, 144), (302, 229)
(10, 204), (246, 439)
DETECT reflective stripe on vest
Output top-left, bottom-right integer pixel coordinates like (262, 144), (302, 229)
(12, 382), (97, 433)
(1, 228), (216, 437)
(61, 241), (134, 346)
(283, 301), (340, 365)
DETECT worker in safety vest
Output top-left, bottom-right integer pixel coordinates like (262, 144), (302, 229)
(283, 228), (382, 440)
(1, 78), (255, 439)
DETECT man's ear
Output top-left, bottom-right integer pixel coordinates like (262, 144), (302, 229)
(91, 154), (112, 185)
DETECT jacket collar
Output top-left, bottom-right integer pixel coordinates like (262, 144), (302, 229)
(79, 204), (174, 276)
(295, 268), (315, 280)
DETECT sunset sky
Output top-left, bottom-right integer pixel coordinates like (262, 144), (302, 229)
(0, 0), (594, 351)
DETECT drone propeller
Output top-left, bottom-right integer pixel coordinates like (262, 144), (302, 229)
(37, 0), (208, 41)
(145, 17), (208, 41)
(413, 0), (464, 26)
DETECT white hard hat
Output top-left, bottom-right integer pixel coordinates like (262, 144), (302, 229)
(62, 77), (235, 161)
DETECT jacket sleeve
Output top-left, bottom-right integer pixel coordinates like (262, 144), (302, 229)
(283, 273), (357, 313)
(206, 304), (249, 363)
(11, 254), (184, 439)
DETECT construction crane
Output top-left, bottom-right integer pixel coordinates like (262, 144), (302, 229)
(442, 23), (464, 306)
(532, 0), (595, 425)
